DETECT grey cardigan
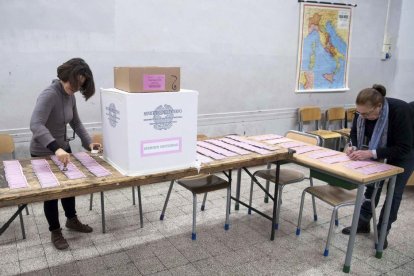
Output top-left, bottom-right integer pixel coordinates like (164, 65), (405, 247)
(30, 79), (91, 156)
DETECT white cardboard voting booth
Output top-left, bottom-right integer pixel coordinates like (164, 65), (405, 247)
(100, 88), (198, 176)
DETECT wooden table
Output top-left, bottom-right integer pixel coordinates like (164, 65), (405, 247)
(231, 137), (404, 273)
(0, 148), (290, 238)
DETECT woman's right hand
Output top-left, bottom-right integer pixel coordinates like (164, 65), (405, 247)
(55, 148), (70, 165)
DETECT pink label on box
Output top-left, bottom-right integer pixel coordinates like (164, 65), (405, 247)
(141, 137), (182, 157)
(143, 74), (166, 90)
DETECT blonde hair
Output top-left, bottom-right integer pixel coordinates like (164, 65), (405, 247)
(356, 84), (386, 107)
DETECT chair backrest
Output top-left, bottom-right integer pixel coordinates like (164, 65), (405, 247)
(345, 107), (356, 128)
(0, 134), (16, 159)
(298, 106), (322, 131)
(92, 133), (103, 144)
(326, 107), (345, 129)
(285, 130), (321, 146)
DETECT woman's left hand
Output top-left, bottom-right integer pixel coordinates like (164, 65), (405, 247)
(348, 150), (373, 161)
(89, 143), (102, 153)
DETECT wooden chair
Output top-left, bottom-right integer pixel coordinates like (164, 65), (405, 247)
(0, 134), (29, 239)
(160, 173), (231, 240)
(345, 107), (356, 128)
(298, 106), (342, 149)
(88, 133), (143, 232)
(248, 130), (321, 230)
(325, 107), (348, 149)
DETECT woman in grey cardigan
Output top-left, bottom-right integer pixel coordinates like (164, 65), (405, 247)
(30, 58), (100, 250)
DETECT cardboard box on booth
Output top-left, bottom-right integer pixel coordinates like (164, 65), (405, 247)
(114, 67), (180, 93)
(100, 88), (198, 176)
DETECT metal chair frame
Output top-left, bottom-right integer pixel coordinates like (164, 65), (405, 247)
(248, 130), (322, 229)
(160, 171), (232, 240)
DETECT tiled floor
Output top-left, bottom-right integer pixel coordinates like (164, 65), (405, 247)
(1, 164), (414, 275)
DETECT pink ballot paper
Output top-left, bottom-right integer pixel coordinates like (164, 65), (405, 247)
(343, 161), (376, 169)
(197, 146), (226, 160)
(197, 141), (238, 157)
(205, 139), (251, 155)
(265, 138), (293, 145)
(293, 146), (321, 154)
(73, 152), (111, 177)
(220, 138), (271, 155)
(31, 159), (59, 188)
(51, 156), (86, 180)
(226, 135), (277, 151)
(279, 142), (306, 148)
(3, 160), (29, 189)
(249, 134), (283, 141)
(307, 150), (340, 159)
(320, 155), (351, 164)
(356, 164), (394, 175)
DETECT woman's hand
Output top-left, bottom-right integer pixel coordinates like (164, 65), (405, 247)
(55, 148), (70, 165)
(89, 143), (102, 153)
(348, 150), (373, 161)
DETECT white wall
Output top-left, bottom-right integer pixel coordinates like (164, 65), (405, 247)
(391, 0), (414, 102)
(0, 0), (408, 157)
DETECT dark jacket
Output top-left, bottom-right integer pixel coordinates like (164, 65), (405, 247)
(350, 97), (413, 163)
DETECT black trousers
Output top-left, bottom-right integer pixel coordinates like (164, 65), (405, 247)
(31, 149), (77, 231)
(359, 151), (414, 232)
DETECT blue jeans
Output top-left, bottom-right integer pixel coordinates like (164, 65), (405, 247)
(359, 152), (414, 232)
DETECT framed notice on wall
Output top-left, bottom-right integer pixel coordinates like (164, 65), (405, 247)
(295, 3), (353, 93)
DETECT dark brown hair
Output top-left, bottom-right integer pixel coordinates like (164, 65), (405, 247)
(57, 58), (95, 100)
(356, 84), (386, 107)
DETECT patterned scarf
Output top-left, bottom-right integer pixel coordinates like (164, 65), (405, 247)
(356, 98), (389, 151)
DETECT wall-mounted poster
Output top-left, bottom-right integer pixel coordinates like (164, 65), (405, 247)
(296, 3), (352, 92)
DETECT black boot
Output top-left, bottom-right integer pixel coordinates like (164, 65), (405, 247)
(342, 220), (370, 235)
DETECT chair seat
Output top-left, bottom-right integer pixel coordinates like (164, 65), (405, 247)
(255, 168), (305, 185)
(177, 174), (230, 194)
(308, 130), (342, 139)
(333, 128), (351, 137)
(306, 185), (356, 206)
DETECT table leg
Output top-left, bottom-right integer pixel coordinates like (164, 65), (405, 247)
(0, 204), (27, 237)
(235, 168), (241, 211)
(270, 162), (280, 241)
(376, 175), (396, 258)
(264, 163), (271, 203)
(101, 192), (106, 233)
(343, 185), (364, 273)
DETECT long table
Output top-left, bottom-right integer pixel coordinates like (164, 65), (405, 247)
(0, 137), (404, 274)
(0, 148), (290, 241)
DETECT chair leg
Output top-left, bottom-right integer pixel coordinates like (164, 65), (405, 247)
(89, 193), (94, 211)
(137, 186), (144, 228)
(324, 207), (339, 257)
(100, 191), (105, 233)
(225, 186), (231, 230)
(160, 180), (174, 220)
(18, 205), (26, 239)
(275, 185), (283, 230)
(192, 193), (197, 240)
(201, 193), (208, 211)
(335, 210), (339, 226)
(296, 189), (308, 236)
(25, 205), (29, 215)
(132, 186), (136, 206)
(309, 177), (318, 221)
(248, 175), (255, 215)
(264, 163), (271, 203)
